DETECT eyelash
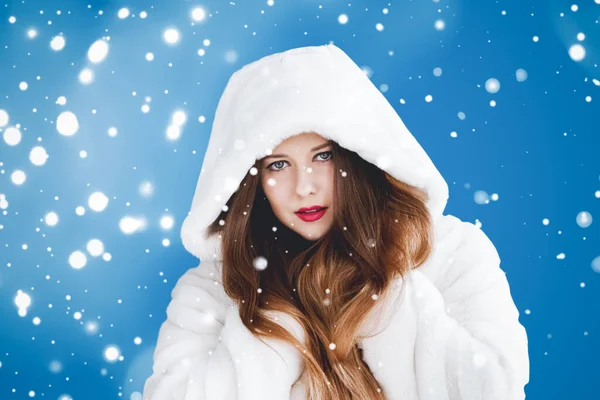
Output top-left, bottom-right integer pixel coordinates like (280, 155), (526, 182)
(266, 151), (333, 173)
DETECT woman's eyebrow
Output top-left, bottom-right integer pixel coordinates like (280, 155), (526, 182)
(263, 142), (331, 160)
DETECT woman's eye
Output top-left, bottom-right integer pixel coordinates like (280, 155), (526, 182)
(268, 160), (287, 171)
(267, 150), (333, 172)
(316, 151), (333, 161)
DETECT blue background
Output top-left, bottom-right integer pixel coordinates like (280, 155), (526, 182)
(1, 0), (598, 398)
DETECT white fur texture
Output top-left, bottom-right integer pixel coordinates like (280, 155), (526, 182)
(143, 44), (529, 399)
(180, 43), (449, 261)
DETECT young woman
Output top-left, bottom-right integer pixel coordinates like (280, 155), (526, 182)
(143, 44), (530, 400)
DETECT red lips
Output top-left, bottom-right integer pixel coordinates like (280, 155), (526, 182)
(296, 205), (325, 213)
(295, 207), (328, 222)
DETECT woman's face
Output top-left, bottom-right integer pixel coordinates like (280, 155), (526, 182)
(260, 132), (335, 241)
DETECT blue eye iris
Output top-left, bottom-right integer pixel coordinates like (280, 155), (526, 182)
(267, 151), (332, 172)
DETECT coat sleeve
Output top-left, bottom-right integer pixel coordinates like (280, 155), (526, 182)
(142, 262), (238, 400)
(142, 262), (305, 400)
(409, 215), (530, 400)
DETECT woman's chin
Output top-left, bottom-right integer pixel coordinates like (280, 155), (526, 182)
(296, 227), (329, 242)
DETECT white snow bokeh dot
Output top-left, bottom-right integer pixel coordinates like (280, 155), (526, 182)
(253, 256), (268, 271)
(56, 111), (79, 136)
(50, 35), (66, 51)
(79, 68), (95, 84)
(87, 39), (109, 63)
(485, 78), (501, 94)
(49, 360), (63, 374)
(30, 146), (49, 166)
(160, 215), (174, 230)
(44, 212), (59, 227)
(191, 7), (206, 22)
(85, 321), (99, 335)
(568, 44), (585, 62)
(576, 211), (592, 228)
(119, 216), (147, 235)
(104, 345), (121, 363)
(86, 239), (105, 257)
(474, 190), (490, 205)
(163, 28), (180, 45)
(15, 290), (32, 317)
(516, 68), (528, 82)
(118, 8), (130, 19)
(88, 192), (109, 212)
(171, 110), (187, 126)
(3, 126), (21, 146)
(69, 251), (87, 270)
(11, 170), (27, 185)
(138, 181), (154, 198)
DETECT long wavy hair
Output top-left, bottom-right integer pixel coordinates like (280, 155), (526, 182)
(205, 136), (434, 399)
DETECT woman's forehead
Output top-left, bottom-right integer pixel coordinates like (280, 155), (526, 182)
(273, 132), (329, 151)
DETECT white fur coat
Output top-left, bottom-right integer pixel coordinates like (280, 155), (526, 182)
(143, 44), (530, 399)
(142, 214), (529, 400)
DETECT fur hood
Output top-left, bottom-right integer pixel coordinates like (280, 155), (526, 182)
(180, 44), (449, 263)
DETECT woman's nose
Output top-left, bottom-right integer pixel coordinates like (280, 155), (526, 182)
(295, 166), (317, 197)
